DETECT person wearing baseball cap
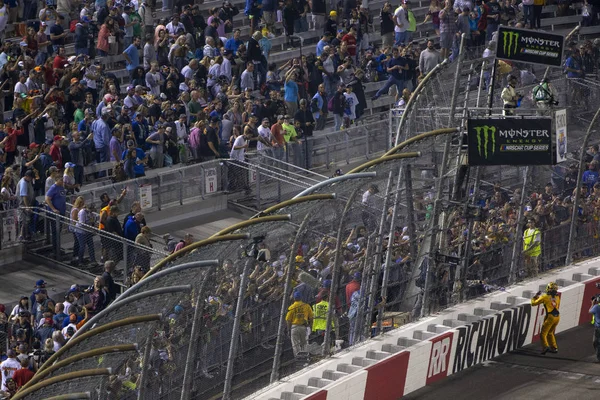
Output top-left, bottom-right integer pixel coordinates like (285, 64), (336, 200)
(325, 10), (338, 37)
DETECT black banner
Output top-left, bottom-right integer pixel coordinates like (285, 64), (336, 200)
(468, 118), (553, 166)
(496, 26), (564, 67)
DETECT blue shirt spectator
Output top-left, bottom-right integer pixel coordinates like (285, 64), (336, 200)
(122, 147), (146, 176)
(284, 80), (299, 103)
(582, 165), (599, 191)
(316, 36), (329, 57)
(123, 38), (141, 72)
(124, 214), (141, 241)
(565, 54), (583, 79)
(225, 32), (243, 56)
(591, 303), (600, 328)
(45, 181), (67, 215)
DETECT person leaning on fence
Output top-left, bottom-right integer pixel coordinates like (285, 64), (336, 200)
(532, 77), (558, 116)
(531, 282), (560, 354)
(523, 219), (541, 278)
(286, 291), (314, 359)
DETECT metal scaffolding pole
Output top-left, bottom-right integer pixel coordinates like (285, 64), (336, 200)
(223, 257), (255, 400)
(420, 34), (467, 318)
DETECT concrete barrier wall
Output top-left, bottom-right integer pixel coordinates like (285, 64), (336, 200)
(252, 258), (600, 400)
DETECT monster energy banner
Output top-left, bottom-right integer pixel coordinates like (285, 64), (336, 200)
(468, 118), (553, 166)
(496, 26), (564, 67)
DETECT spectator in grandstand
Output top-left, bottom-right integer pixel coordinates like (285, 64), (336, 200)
(102, 261), (119, 304)
(0, 350), (19, 392)
(286, 291), (314, 358)
(12, 358), (34, 389)
(174, 233), (195, 253)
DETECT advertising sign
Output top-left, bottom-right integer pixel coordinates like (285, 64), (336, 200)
(139, 185), (152, 210)
(555, 109), (567, 163)
(2, 209), (18, 245)
(204, 168), (218, 194)
(468, 118), (553, 166)
(496, 26), (564, 67)
(427, 331), (454, 385)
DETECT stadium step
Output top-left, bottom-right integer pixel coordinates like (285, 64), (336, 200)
(473, 307), (497, 317)
(556, 278), (576, 288)
(506, 296), (529, 305)
(381, 343), (405, 354)
(352, 356), (377, 367)
(427, 324), (451, 334)
(293, 384), (320, 395)
(522, 290), (537, 299)
(365, 350), (393, 361)
(337, 363), (363, 374)
(442, 319), (465, 328)
(457, 313), (481, 323)
(397, 337), (422, 347)
(322, 369), (348, 381)
(280, 392), (304, 400)
(589, 267), (600, 277)
(308, 377), (334, 388)
(573, 272), (594, 282)
(412, 330), (438, 340)
(489, 302), (512, 311)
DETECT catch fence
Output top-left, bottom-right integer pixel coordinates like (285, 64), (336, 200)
(15, 41), (600, 400)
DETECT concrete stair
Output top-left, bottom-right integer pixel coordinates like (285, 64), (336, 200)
(473, 307), (497, 317)
(427, 324), (451, 334)
(572, 273), (593, 282)
(556, 278), (576, 287)
(293, 384), (320, 395)
(381, 343), (405, 354)
(442, 319), (465, 328)
(506, 296), (529, 305)
(308, 377), (334, 388)
(322, 369), (348, 381)
(458, 313), (481, 323)
(489, 302), (512, 311)
(588, 267), (600, 276)
(412, 330), (438, 340)
(281, 392), (303, 400)
(365, 350), (393, 361)
(352, 356), (377, 367)
(337, 363), (363, 374)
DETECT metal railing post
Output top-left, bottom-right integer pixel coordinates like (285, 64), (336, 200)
(157, 175), (162, 211)
(122, 242), (129, 279)
(137, 328), (154, 400)
(509, 166), (531, 283)
(223, 257), (254, 400)
(255, 168), (261, 210)
(179, 170), (184, 205)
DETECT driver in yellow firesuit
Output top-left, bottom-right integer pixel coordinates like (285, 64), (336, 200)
(531, 282), (560, 354)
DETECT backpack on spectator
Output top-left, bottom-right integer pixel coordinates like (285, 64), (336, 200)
(327, 96), (335, 112)
(310, 97), (320, 114)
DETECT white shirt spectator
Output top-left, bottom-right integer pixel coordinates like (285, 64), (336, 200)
(394, 6), (408, 33)
(14, 81), (28, 96)
(0, 357), (20, 391)
(181, 65), (194, 81)
(203, 44), (217, 58)
(61, 322), (78, 337)
(175, 121), (188, 144)
(221, 57), (232, 81)
(257, 125), (272, 152)
(240, 69), (254, 91)
(207, 62), (221, 87)
(230, 135), (247, 161)
(123, 13), (133, 38)
(146, 71), (163, 97)
(166, 21), (185, 36)
(322, 56), (334, 75)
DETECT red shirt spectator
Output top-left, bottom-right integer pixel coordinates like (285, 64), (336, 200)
(345, 272), (361, 309)
(270, 121), (285, 147)
(50, 135), (64, 169)
(2, 124), (25, 153)
(342, 29), (358, 56)
(12, 362), (34, 389)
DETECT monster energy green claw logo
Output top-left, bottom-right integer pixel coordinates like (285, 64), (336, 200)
(474, 125), (496, 159)
(503, 31), (520, 56)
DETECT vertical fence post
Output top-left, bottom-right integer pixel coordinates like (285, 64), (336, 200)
(157, 175), (163, 211)
(326, 137), (331, 169)
(323, 188), (361, 354)
(509, 166), (531, 283)
(180, 266), (214, 400)
(179, 170), (184, 206)
(420, 34), (466, 318)
(223, 257), (254, 400)
(355, 233), (376, 345)
(377, 166), (403, 333)
(270, 214), (311, 383)
(122, 241), (128, 279)
(137, 325), (155, 400)
(255, 168), (261, 210)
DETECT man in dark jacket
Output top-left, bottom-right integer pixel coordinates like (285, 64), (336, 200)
(219, 1), (239, 33)
(294, 99), (315, 169)
(75, 16), (92, 56)
(332, 84), (346, 131)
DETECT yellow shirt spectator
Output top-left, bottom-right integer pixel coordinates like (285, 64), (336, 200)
(286, 300), (313, 327)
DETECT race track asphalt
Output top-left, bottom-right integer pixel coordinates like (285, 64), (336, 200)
(403, 325), (600, 400)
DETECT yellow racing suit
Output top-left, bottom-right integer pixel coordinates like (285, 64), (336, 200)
(531, 293), (560, 350)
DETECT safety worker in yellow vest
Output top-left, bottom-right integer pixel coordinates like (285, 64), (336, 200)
(312, 297), (335, 345)
(531, 282), (560, 354)
(523, 219), (541, 278)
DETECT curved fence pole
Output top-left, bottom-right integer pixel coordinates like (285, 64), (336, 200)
(142, 234), (249, 279)
(34, 314), (161, 375)
(323, 188), (362, 355)
(393, 59), (449, 147)
(179, 264), (215, 400)
(257, 194), (336, 217)
(13, 369), (112, 400)
(210, 214), (292, 237)
(293, 172), (377, 198)
(223, 257), (255, 400)
(27, 344), (137, 387)
(384, 128), (459, 157)
(113, 260), (219, 304)
(43, 393), (91, 400)
(72, 285), (192, 339)
(566, 106), (600, 265)
(270, 213), (312, 383)
(345, 152), (422, 174)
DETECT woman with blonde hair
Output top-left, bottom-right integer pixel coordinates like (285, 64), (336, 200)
(0, 167), (17, 210)
(52, 330), (66, 351)
(63, 162), (79, 194)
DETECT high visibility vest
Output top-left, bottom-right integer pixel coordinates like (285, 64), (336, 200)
(523, 228), (541, 257)
(312, 300), (332, 331)
(98, 205), (110, 230)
